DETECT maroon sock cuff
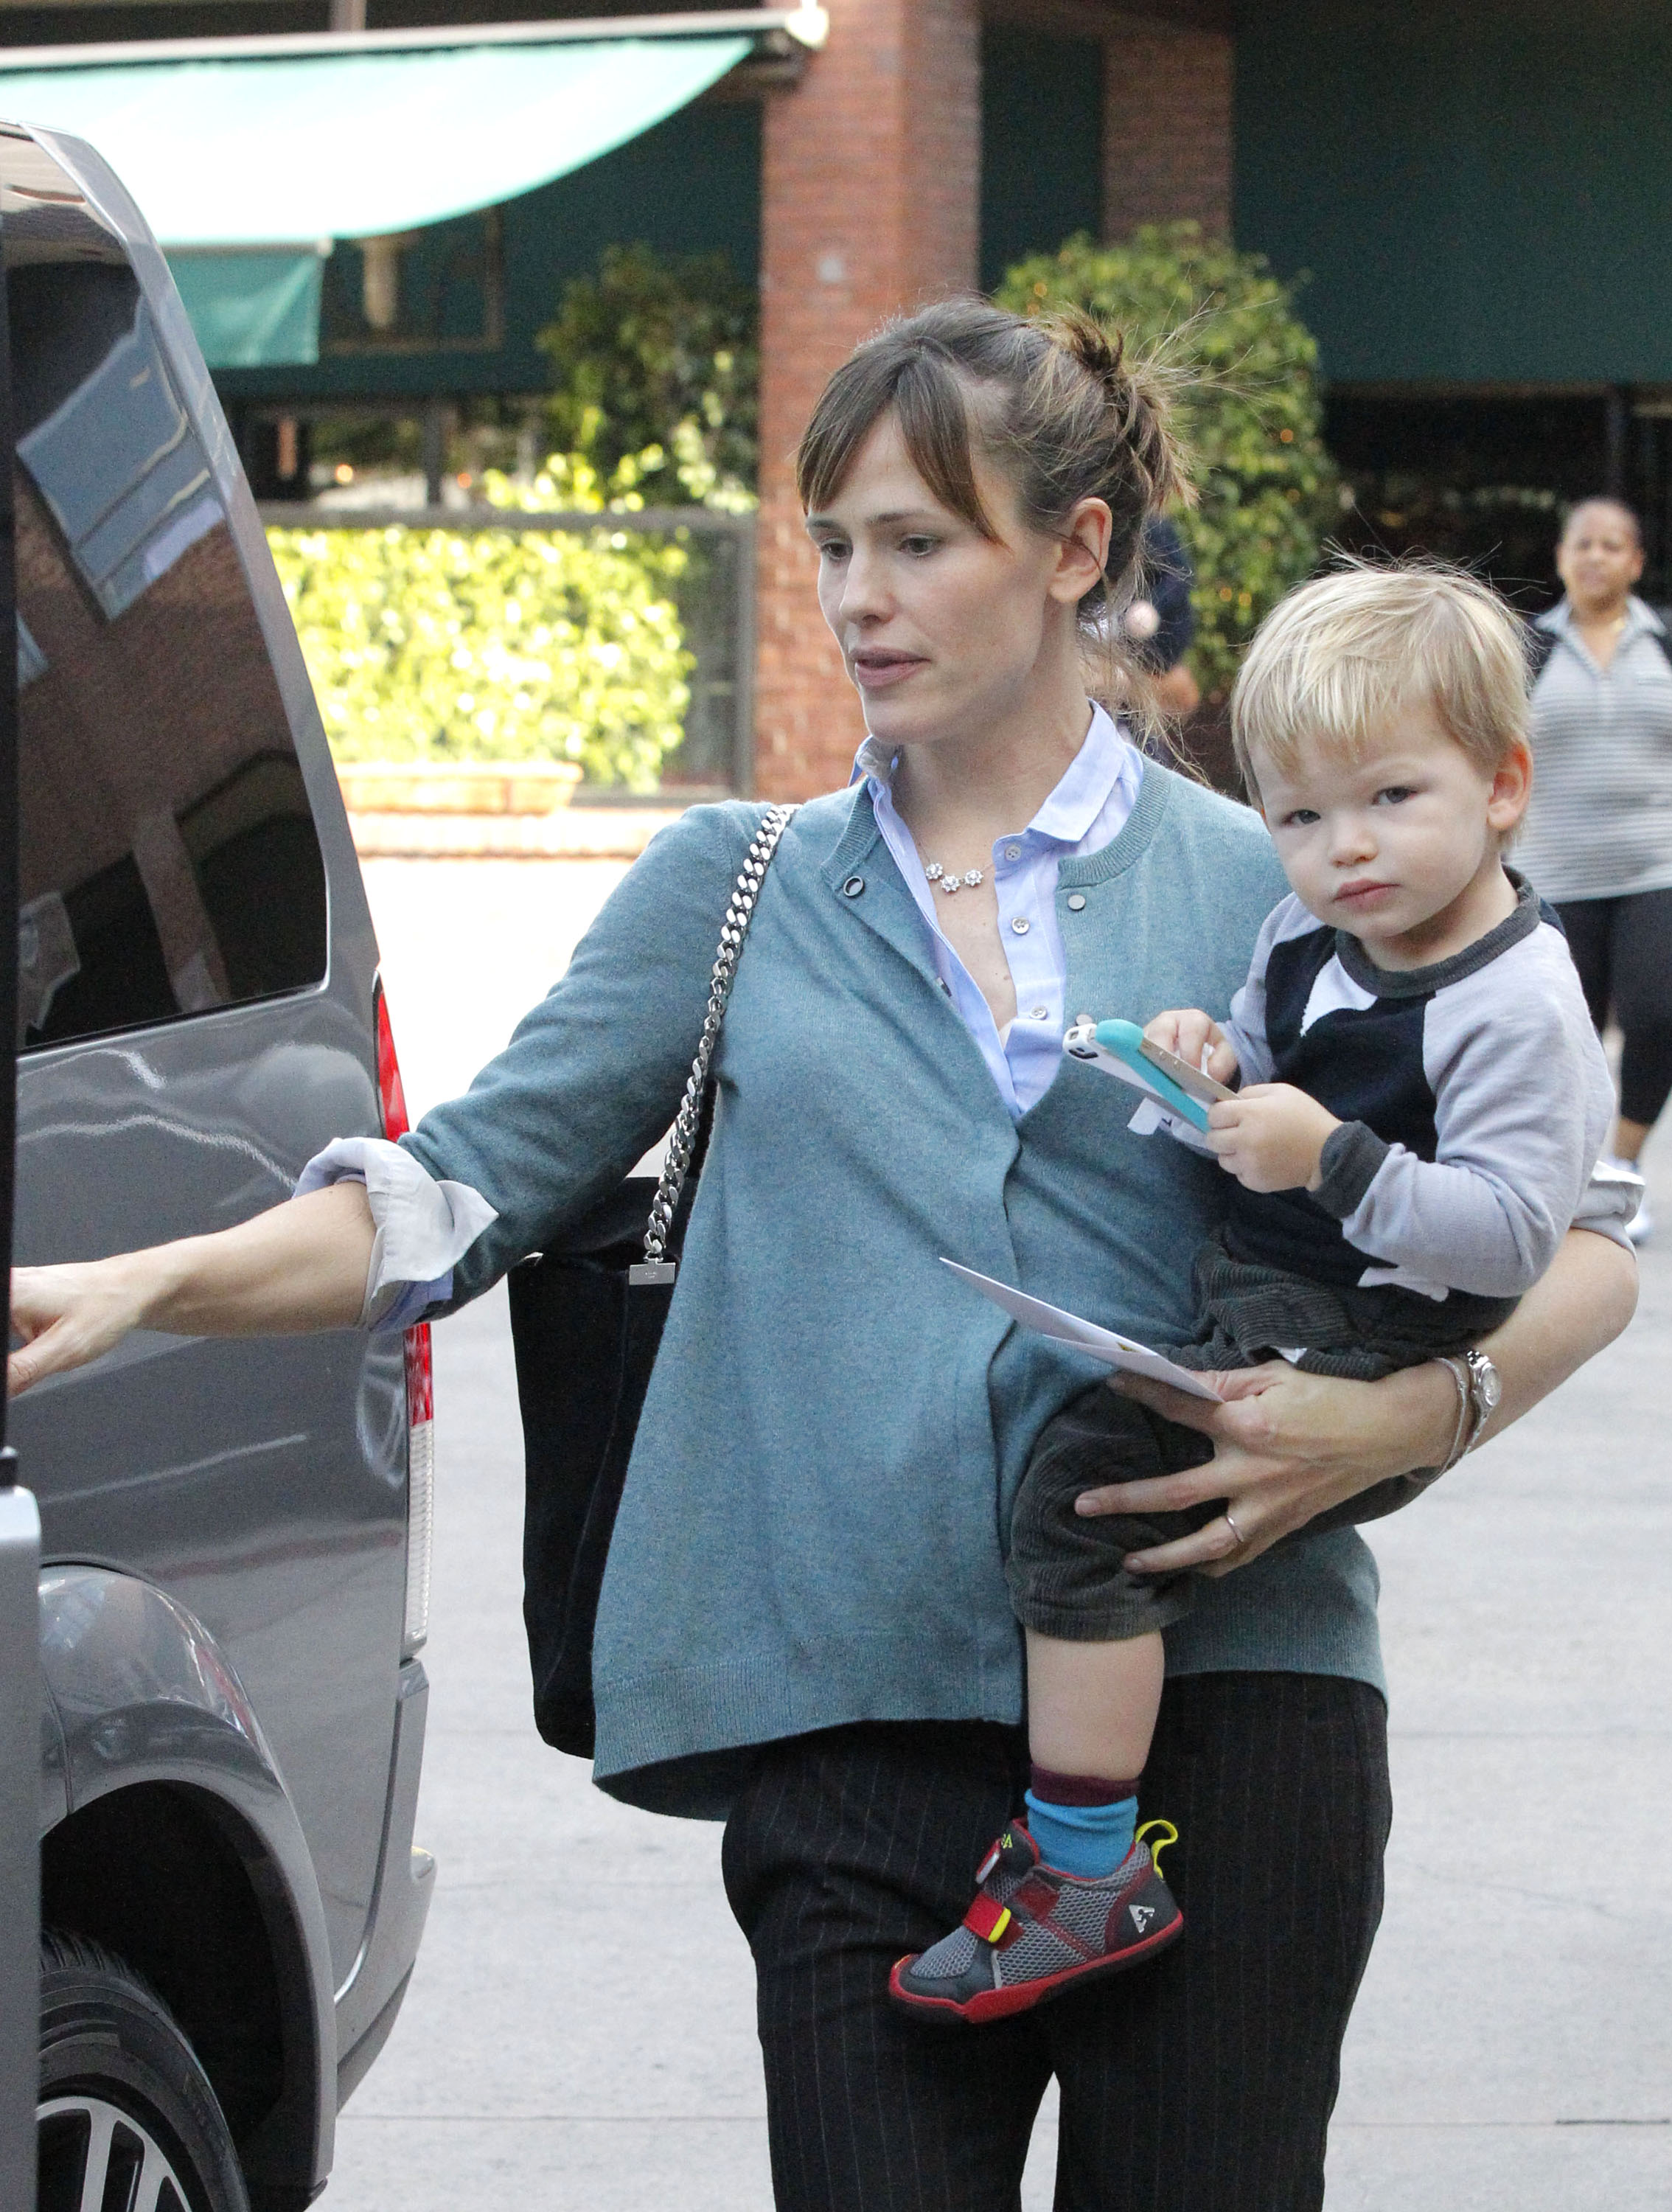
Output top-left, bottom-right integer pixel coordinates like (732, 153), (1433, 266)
(1029, 1764), (1143, 1808)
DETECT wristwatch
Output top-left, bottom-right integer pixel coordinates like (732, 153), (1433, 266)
(1435, 1349), (1503, 1472)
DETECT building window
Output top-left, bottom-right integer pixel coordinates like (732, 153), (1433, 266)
(321, 208), (505, 355)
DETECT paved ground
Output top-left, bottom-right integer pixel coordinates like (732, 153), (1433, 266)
(324, 858), (1672, 2210)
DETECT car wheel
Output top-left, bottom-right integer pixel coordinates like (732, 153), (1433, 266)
(38, 1929), (251, 2212)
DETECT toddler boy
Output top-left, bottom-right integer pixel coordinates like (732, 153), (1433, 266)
(892, 563), (1631, 2025)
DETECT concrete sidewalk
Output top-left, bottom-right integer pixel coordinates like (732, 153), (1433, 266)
(1324, 1137), (1672, 2208)
(324, 858), (1672, 2209)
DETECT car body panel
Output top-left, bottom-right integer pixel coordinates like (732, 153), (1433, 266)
(6, 119), (406, 1987)
(335, 1659), (433, 2093)
(38, 1565), (338, 2194)
(12, 999), (408, 1982)
(4, 119), (435, 2203)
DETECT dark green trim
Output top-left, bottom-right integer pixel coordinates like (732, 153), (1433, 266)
(1236, 0), (1672, 383)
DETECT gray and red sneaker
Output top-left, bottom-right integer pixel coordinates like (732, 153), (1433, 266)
(888, 1817), (1182, 2025)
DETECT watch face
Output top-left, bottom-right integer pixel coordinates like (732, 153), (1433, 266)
(1476, 1360), (1502, 1412)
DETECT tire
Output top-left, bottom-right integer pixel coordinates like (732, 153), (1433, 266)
(38, 1929), (251, 2212)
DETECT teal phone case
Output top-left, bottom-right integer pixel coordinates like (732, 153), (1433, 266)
(1093, 1019), (1212, 1132)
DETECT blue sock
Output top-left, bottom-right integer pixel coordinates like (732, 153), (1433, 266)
(1023, 1789), (1139, 1878)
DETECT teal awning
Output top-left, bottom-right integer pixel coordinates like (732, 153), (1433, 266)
(0, 33), (752, 244)
(168, 248), (327, 369)
(0, 27), (756, 365)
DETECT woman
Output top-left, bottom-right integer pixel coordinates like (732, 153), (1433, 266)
(1519, 496), (1672, 1240)
(12, 304), (1636, 2211)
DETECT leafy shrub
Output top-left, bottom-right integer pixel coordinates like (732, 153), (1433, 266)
(537, 243), (759, 501)
(268, 451), (694, 789)
(995, 224), (1339, 705)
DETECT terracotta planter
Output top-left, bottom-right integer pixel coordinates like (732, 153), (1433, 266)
(335, 760), (584, 815)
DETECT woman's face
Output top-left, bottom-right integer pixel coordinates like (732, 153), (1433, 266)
(804, 411), (1105, 748)
(1556, 503), (1643, 616)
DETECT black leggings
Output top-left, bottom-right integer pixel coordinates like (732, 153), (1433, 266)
(722, 1674), (1390, 2212)
(1556, 887), (1672, 1127)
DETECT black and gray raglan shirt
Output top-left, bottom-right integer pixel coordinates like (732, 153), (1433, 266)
(1219, 878), (1630, 1321)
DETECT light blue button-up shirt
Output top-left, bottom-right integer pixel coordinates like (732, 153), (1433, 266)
(854, 703), (1144, 1118)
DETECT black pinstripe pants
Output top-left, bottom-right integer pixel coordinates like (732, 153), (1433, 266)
(721, 1672), (1390, 2212)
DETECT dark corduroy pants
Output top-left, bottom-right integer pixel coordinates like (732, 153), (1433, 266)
(721, 1674), (1390, 2212)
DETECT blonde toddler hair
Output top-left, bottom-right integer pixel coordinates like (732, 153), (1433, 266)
(1232, 560), (1530, 804)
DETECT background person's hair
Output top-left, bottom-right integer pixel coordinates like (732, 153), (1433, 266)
(1231, 558), (1530, 804)
(1559, 495), (1643, 549)
(795, 298), (1188, 712)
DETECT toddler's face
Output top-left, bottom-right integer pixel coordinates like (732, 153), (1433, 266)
(1251, 700), (1527, 956)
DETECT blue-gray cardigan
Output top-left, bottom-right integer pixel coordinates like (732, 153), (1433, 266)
(406, 762), (1384, 1817)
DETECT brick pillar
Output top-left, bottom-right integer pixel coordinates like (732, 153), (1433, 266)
(753, 0), (981, 801)
(1103, 27), (1232, 241)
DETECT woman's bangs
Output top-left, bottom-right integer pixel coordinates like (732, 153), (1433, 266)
(796, 357), (886, 515)
(891, 358), (1001, 538)
(797, 341), (1002, 538)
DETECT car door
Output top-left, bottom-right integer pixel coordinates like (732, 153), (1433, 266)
(2, 123), (408, 1986)
(0, 178), (43, 2212)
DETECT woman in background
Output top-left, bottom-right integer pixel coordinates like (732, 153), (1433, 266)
(1521, 498), (1672, 1241)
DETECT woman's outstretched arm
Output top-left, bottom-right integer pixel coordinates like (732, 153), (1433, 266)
(1075, 1224), (1638, 1573)
(8, 804), (779, 1402)
(8, 1181), (377, 1399)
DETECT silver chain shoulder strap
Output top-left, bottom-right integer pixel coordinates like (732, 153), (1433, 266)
(629, 802), (798, 1287)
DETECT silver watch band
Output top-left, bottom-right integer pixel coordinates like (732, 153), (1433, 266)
(1434, 1355), (1474, 1474)
(1434, 1349), (1498, 1472)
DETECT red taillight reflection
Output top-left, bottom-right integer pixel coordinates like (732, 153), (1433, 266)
(373, 973), (436, 1654)
(376, 981), (431, 1422)
(375, 981), (410, 1141)
(405, 1321), (433, 1425)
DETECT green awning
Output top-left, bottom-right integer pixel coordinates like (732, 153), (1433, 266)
(167, 248), (327, 369)
(0, 34), (752, 244)
(0, 28), (754, 364)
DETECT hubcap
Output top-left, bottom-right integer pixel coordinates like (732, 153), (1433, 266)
(37, 2094), (192, 2212)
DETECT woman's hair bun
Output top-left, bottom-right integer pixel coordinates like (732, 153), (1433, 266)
(1037, 305), (1188, 520)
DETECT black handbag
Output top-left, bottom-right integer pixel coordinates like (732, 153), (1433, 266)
(507, 804), (795, 1756)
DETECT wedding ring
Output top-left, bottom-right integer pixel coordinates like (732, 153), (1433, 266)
(1224, 1506), (1245, 1548)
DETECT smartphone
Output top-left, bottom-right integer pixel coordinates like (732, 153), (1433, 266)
(1138, 1034), (1236, 1107)
(1062, 1017), (1230, 1134)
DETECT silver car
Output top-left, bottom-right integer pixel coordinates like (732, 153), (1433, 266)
(6, 122), (433, 2211)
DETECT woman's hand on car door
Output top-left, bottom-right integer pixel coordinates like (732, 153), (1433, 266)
(8, 1180), (378, 1396)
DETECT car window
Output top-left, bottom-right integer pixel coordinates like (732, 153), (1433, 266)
(10, 256), (328, 1051)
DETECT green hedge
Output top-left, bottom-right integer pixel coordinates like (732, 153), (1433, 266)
(995, 224), (1340, 705)
(538, 241), (758, 499)
(268, 451), (695, 790)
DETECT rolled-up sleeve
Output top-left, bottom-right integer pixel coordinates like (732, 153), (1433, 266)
(296, 1136), (500, 1330)
(1570, 1156), (1642, 1248)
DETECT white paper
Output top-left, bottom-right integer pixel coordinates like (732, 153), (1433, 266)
(1125, 1093), (1216, 1156)
(1064, 1031), (1216, 1155)
(940, 1259), (1222, 1400)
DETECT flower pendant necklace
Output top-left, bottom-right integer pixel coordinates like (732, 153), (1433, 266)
(923, 859), (984, 896)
